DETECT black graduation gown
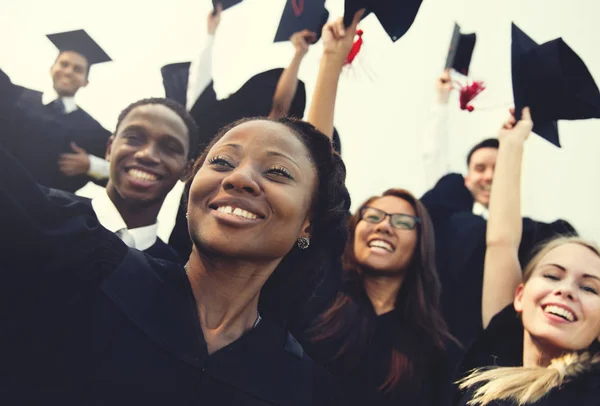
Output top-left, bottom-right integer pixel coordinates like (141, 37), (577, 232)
(0, 146), (340, 406)
(420, 173), (576, 364)
(453, 306), (600, 406)
(9, 82), (110, 193)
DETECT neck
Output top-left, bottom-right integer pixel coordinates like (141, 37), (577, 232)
(185, 246), (280, 353)
(522, 329), (565, 368)
(106, 184), (163, 229)
(363, 271), (405, 315)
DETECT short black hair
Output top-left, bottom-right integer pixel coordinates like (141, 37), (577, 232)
(115, 97), (200, 160)
(466, 138), (499, 166)
(186, 117), (351, 322)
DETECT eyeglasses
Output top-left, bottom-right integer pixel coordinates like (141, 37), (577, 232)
(359, 206), (420, 230)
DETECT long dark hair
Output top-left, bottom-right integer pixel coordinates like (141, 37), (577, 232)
(309, 189), (452, 393)
(185, 116), (351, 322)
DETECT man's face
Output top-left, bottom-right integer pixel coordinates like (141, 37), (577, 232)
(464, 147), (498, 208)
(50, 51), (89, 97)
(105, 104), (191, 209)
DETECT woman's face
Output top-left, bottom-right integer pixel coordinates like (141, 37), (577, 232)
(353, 196), (418, 274)
(515, 243), (600, 352)
(187, 120), (316, 262)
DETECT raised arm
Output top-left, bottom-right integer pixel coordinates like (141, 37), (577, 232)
(269, 30), (316, 118)
(422, 70), (452, 188)
(307, 10), (364, 139)
(186, 4), (221, 111)
(481, 107), (532, 328)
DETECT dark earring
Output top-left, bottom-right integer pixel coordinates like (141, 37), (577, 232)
(296, 237), (310, 250)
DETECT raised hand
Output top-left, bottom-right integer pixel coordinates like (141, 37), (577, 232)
(321, 9), (365, 65)
(436, 69), (453, 104)
(290, 29), (317, 57)
(498, 107), (533, 144)
(208, 2), (222, 35)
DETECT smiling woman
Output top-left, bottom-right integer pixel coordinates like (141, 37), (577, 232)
(454, 109), (600, 406)
(0, 83), (350, 406)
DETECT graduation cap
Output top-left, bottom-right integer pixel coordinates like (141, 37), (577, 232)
(46, 29), (111, 66)
(343, 0), (423, 42)
(274, 0), (329, 43)
(445, 23), (476, 76)
(511, 23), (600, 147)
(212, 0), (243, 12)
(160, 62), (191, 107)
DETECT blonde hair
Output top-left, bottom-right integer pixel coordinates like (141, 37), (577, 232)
(458, 236), (600, 405)
(458, 352), (600, 405)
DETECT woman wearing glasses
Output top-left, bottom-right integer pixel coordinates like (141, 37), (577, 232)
(299, 12), (456, 406)
(305, 189), (454, 406)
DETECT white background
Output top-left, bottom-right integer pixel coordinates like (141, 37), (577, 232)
(2, 0), (599, 242)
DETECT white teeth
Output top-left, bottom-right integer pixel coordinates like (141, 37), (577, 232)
(128, 169), (158, 181)
(216, 205), (258, 220)
(368, 240), (393, 252)
(481, 184), (492, 191)
(544, 305), (575, 322)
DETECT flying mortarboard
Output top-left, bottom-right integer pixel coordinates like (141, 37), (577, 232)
(445, 23), (476, 76)
(161, 62), (191, 107)
(212, 0), (243, 12)
(274, 0), (329, 43)
(343, 0), (423, 42)
(511, 23), (600, 147)
(46, 29), (111, 65)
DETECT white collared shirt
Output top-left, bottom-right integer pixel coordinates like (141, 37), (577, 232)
(91, 191), (158, 251)
(472, 201), (489, 219)
(42, 92), (79, 114)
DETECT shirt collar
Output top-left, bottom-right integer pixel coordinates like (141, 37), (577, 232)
(42, 91), (79, 114)
(472, 201), (489, 219)
(91, 191), (158, 251)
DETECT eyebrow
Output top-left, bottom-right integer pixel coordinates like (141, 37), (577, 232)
(541, 263), (600, 282)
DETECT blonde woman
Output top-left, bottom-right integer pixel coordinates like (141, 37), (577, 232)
(455, 108), (600, 405)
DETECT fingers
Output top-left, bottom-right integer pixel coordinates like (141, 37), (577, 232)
(213, 2), (222, 16)
(350, 8), (366, 30)
(331, 17), (345, 38)
(521, 106), (531, 121)
(70, 142), (85, 153)
(440, 69), (451, 83)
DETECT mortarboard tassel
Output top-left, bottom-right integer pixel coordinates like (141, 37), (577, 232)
(345, 29), (364, 66)
(456, 80), (486, 112)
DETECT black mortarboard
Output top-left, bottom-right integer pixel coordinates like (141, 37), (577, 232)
(512, 23), (600, 147)
(46, 29), (111, 65)
(343, 0), (423, 42)
(274, 0), (329, 43)
(445, 23), (476, 76)
(212, 0), (243, 12)
(161, 62), (191, 107)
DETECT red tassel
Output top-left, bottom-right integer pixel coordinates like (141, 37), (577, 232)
(345, 29), (364, 66)
(458, 80), (486, 112)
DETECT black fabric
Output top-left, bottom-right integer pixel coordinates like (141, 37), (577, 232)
(302, 304), (447, 406)
(0, 145), (341, 406)
(511, 23), (600, 147)
(46, 29), (112, 65)
(274, 0), (329, 43)
(444, 23), (476, 76)
(343, 0), (423, 42)
(5, 79), (111, 193)
(453, 306), (600, 406)
(420, 173), (576, 372)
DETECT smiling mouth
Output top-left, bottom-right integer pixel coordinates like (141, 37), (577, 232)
(214, 205), (260, 220)
(368, 239), (394, 252)
(543, 305), (577, 322)
(127, 168), (160, 182)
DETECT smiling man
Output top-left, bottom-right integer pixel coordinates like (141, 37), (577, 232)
(13, 29), (112, 192)
(86, 98), (199, 263)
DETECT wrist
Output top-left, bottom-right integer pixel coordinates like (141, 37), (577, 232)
(320, 53), (345, 72)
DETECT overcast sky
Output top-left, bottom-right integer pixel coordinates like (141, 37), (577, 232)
(2, 0), (600, 242)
